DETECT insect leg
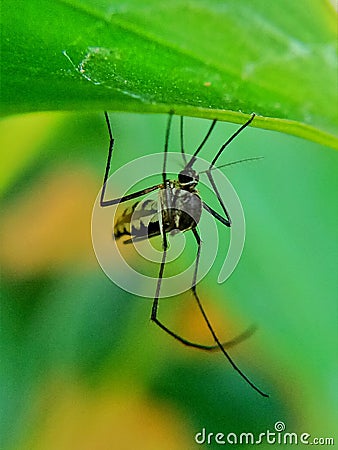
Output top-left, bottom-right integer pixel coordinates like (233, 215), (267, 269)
(200, 115), (256, 221)
(180, 116), (188, 165)
(186, 119), (217, 169)
(162, 112), (173, 185)
(100, 112), (162, 207)
(205, 171), (232, 225)
(161, 113), (174, 228)
(191, 228), (269, 397)
(200, 115), (257, 222)
(209, 114), (255, 169)
(150, 232), (253, 351)
(202, 201), (231, 228)
(151, 287), (255, 352)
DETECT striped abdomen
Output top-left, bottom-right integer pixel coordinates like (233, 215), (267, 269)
(114, 185), (202, 243)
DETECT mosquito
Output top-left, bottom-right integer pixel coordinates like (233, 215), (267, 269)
(100, 112), (268, 398)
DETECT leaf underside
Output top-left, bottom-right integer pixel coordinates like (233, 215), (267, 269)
(1, 0), (337, 148)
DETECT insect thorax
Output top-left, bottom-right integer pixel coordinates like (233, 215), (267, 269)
(114, 181), (202, 242)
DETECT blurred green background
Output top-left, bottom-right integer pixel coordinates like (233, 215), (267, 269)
(1, 111), (337, 449)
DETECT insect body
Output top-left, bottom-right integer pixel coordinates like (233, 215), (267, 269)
(114, 173), (202, 243)
(100, 112), (268, 397)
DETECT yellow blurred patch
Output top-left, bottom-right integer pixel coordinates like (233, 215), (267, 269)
(175, 288), (250, 352)
(0, 112), (64, 193)
(0, 166), (99, 276)
(31, 381), (191, 450)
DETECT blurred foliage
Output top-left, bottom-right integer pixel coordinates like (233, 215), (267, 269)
(1, 0), (338, 147)
(1, 112), (337, 450)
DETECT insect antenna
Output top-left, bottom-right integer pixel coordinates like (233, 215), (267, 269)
(199, 156), (264, 174)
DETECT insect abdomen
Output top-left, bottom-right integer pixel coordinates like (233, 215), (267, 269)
(114, 202), (139, 239)
(114, 199), (160, 240)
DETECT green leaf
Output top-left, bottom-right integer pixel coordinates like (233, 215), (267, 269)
(1, 0), (337, 148)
